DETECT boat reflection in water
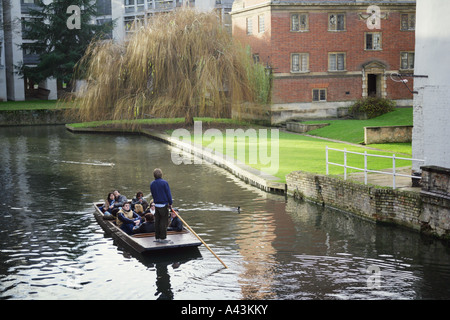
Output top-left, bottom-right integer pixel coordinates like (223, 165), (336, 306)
(117, 244), (203, 300)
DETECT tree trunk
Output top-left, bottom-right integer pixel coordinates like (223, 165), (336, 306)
(184, 106), (195, 126)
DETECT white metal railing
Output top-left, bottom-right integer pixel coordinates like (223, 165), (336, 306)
(325, 146), (425, 189)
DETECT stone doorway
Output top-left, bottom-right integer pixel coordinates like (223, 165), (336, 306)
(367, 74), (381, 97)
(362, 61), (387, 99)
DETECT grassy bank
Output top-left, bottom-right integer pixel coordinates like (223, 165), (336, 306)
(191, 129), (412, 182)
(66, 110), (413, 184)
(304, 107), (413, 143)
(0, 100), (74, 111)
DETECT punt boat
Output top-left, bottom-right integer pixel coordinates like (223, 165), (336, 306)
(93, 201), (202, 255)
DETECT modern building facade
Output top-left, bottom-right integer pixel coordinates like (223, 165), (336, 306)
(0, 0), (232, 101)
(231, 0), (417, 123)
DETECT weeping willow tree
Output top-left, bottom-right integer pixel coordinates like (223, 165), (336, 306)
(69, 8), (271, 126)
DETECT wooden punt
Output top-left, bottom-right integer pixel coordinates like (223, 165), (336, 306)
(93, 201), (202, 254)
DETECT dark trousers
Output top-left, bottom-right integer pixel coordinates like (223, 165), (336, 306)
(154, 205), (169, 240)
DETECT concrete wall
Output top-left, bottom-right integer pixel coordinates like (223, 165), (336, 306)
(412, 0), (450, 172)
(364, 125), (413, 144)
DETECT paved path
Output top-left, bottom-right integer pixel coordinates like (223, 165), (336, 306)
(346, 167), (421, 192)
(281, 129), (420, 191)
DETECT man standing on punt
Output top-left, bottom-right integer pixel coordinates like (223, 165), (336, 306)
(150, 168), (173, 243)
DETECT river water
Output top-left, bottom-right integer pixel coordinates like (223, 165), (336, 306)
(1, 125), (450, 300)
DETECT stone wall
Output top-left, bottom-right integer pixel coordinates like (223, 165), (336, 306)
(286, 171), (427, 235)
(286, 122), (329, 133)
(420, 166), (450, 238)
(364, 125), (413, 145)
(0, 109), (73, 126)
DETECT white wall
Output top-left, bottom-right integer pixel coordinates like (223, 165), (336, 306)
(195, 0), (216, 12)
(0, 10), (7, 101)
(3, 0), (25, 101)
(412, 0), (450, 172)
(111, 0), (125, 41)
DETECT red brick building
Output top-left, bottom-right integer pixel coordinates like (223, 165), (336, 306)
(231, 0), (416, 123)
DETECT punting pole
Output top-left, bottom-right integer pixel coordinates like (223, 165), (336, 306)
(171, 208), (228, 269)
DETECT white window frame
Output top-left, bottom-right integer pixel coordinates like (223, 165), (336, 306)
(246, 17), (253, 35)
(328, 13), (345, 31)
(291, 13), (309, 32)
(400, 52), (415, 70)
(290, 53), (309, 73)
(328, 52), (346, 72)
(258, 14), (265, 33)
(365, 32), (382, 51)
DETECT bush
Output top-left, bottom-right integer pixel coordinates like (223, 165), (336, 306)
(349, 97), (396, 119)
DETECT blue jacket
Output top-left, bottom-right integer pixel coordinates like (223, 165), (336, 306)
(150, 178), (173, 206)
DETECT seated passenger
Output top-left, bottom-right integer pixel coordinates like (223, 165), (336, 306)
(116, 202), (139, 235)
(101, 192), (115, 214)
(111, 190), (128, 216)
(149, 202), (156, 215)
(131, 191), (149, 215)
(132, 213), (155, 234)
(168, 209), (183, 232)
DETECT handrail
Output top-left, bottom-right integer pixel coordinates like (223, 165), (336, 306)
(326, 146), (425, 189)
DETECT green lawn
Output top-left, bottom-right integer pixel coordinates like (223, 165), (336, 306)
(304, 107), (413, 144)
(192, 129), (413, 183)
(0, 100), (74, 111)
(67, 110), (415, 183)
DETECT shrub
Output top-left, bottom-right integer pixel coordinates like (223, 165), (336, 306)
(349, 97), (396, 119)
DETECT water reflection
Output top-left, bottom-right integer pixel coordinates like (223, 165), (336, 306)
(1, 126), (450, 300)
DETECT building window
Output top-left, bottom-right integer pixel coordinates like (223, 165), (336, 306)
(328, 53), (346, 71)
(246, 17), (253, 35)
(328, 13), (345, 31)
(400, 52), (415, 70)
(401, 13), (415, 31)
(365, 32), (382, 50)
(313, 89), (327, 102)
(291, 53), (309, 73)
(124, 0), (136, 13)
(124, 16), (144, 34)
(253, 54), (260, 63)
(258, 15), (265, 33)
(291, 13), (308, 32)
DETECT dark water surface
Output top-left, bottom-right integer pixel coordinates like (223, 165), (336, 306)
(1, 125), (450, 300)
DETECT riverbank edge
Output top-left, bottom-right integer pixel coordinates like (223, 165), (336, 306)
(65, 123), (450, 241)
(287, 170), (450, 241)
(64, 124), (286, 194)
(0, 109), (72, 126)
